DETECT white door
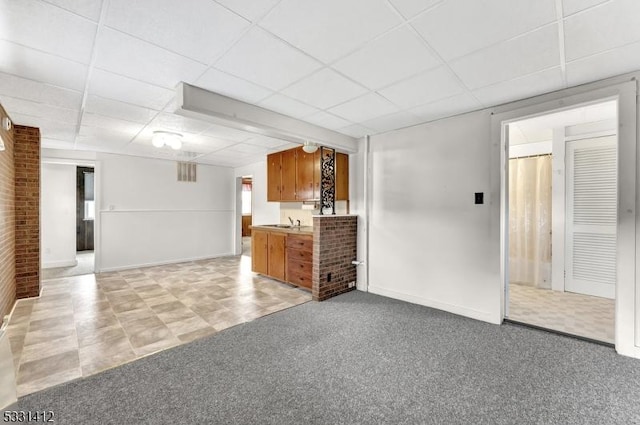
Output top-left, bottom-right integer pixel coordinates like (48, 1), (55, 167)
(565, 136), (617, 299)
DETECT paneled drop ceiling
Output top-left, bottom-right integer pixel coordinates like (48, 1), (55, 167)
(0, 0), (639, 167)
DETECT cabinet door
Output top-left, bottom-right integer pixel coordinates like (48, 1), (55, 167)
(281, 149), (297, 201)
(267, 153), (281, 201)
(251, 230), (268, 274)
(313, 149), (321, 200)
(296, 147), (315, 201)
(268, 233), (286, 281)
(335, 152), (349, 201)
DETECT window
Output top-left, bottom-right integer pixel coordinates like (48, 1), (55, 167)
(84, 171), (95, 221)
(242, 182), (252, 215)
(84, 200), (95, 221)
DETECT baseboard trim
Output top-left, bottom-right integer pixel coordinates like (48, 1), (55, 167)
(97, 252), (236, 273)
(368, 286), (499, 324)
(42, 259), (78, 269)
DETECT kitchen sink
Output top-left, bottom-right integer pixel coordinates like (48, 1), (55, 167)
(263, 224), (294, 228)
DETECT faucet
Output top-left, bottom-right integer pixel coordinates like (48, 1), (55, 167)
(296, 219), (301, 227)
(288, 216), (294, 226)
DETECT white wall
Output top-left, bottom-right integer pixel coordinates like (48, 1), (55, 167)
(41, 163), (77, 268)
(367, 111), (500, 323)
(98, 153), (235, 271)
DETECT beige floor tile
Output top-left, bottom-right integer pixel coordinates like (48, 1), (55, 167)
(9, 252), (311, 396)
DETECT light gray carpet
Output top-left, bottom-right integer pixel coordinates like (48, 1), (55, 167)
(5, 291), (640, 424)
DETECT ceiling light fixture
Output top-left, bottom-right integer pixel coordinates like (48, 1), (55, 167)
(152, 131), (183, 150)
(302, 141), (318, 154)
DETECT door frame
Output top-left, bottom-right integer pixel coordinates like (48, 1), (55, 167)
(492, 80), (637, 357)
(41, 157), (101, 273)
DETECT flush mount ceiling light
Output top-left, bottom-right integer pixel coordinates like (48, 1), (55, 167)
(302, 141), (318, 153)
(152, 131), (183, 150)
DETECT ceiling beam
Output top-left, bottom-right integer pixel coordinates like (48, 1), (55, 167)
(174, 83), (359, 153)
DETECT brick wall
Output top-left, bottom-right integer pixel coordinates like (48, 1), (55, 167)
(14, 125), (40, 299)
(0, 104), (15, 318)
(312, 215), (357, 301)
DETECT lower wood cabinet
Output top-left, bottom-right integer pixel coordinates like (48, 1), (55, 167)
(251, 229), (312, 290)
(286, 234), (313, 289)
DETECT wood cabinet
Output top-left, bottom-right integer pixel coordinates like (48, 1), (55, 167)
(335, 152), (349, 201)
(251, 230), (268, 275)
(267, 146), (349, 202)
(296, 147), (315, 201)
(267, 153), (281, 202)
(286, 234), (313, 289)
(267, 232), (286, 281)
(252, 230), (286, 281)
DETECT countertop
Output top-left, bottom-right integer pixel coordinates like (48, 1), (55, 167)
(250, 225), (314, 235)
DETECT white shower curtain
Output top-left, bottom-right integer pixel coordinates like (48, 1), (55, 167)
(509, 155), (552, 289)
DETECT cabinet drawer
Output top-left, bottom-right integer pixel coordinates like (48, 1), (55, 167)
(287, 248), (313, 262)
(287, 259), (312, 289)
(286, 235), (313, 251)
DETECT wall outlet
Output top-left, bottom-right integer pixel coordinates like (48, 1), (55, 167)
(348, 281), (356, 288)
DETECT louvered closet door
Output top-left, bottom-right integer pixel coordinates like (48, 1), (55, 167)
(565, 136), (617, 299)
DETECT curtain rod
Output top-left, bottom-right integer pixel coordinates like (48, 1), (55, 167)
(509, 153), (552, 160)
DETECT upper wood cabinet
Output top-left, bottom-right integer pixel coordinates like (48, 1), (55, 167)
(296, 147), (315, 201)
(267, 146), (349, 202)
(267, 153), (281, 202)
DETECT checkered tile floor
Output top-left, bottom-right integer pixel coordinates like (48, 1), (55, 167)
(508, 283), (614, 344)
(6, 248), (310, 396)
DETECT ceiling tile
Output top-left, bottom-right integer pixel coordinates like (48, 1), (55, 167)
(0, 96), (79, 125)
(84, 96), (157, 124)
(564, 0), (640, 61)
(41, 138), (76, 150)
(88, 69), (174, 111)
(78, 125), (136, 148)
(215, 0), (280, 22)
(388, 0), (442, 19)
(195, 68), (273, 103)
(378, 66), (465, 109)
(333, 26), (441, 90)
(258, 94), (319, 119)
(11, 113), (77, 141)
(189, 134), (241, 151)
(94, 28), (207, 89)
(0, 40), (88, 91)
(282, 68), (368, 109)
(361, 111), (423, 133)
(215, 27), (321, 91)
(566, 40), (640, 87)
(472, 67), (565, 107)
(450, 25), (560, 90)
(412, 0), (556, 61)
(328, 93), (399, 123)
(0, 72), (83, 110)
(562, 0), (608, 17)
(106, 0), (250, 64)
(409, 93), (482, 122)
(260, 0), (401, 63)
(81, 113), (146, 136)
(223, 143), (270, 155)
(40, 0), (104, 21)
(337, 124), (374, 138)
(302, 111), (352, 130)
(0, 0), (97, 63)
(148, 112), (211, 135)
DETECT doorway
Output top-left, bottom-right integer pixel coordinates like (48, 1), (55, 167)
(505, 100), (617, 344)
(241, 177), (253, 258)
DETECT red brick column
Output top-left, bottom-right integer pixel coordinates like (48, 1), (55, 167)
(0, 105), (15, 317)
(14, 125), (40, 299)
(312, 215), (357, 301)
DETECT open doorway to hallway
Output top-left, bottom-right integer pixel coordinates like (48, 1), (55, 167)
(506, 100), (617, 344)
(241, 176), (253, 258)
(41, 164), (95, 280)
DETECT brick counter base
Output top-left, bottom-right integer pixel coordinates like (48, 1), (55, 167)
(312, 215), (357, 301)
